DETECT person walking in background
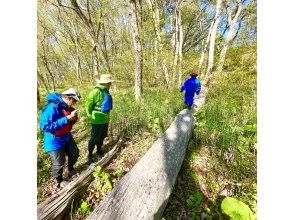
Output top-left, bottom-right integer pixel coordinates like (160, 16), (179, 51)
(85, 74), (114, 166)
(39, 88), (81, 188)
(180, 71), (201, 109)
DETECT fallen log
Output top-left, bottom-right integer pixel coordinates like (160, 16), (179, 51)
(37, 136), (125, 220)
(87, 109), (195, 220)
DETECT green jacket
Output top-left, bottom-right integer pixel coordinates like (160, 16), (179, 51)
(85, 84), (111, 124)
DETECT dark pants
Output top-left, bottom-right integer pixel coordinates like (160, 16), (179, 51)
(87, 123), (108, 158)
(49, 136), (79, 182)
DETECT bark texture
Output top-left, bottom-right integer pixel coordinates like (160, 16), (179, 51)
(37, 137), (124, 220)
(128, 0), (143, 100)
(217, 0), (243, 73)
(87, 109), (195, 220)
(205, 0), (223, 78)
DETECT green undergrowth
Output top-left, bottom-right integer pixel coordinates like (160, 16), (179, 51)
(111, 88), (183, 136)
(197, 69), (257, 216)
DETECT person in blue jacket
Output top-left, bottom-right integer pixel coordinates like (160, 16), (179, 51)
(180, 71), (201, 109)
(39, 88), (81, 188)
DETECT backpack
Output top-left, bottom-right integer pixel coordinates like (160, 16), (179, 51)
(94, 88), (113, 112)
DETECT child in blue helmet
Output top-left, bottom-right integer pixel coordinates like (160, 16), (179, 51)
(180, 71), (201, 109)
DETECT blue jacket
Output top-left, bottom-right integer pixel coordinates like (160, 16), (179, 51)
(180, 76), (201, 106)
(39, 93), (71, 152)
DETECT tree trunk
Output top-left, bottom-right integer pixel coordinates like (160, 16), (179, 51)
(205, 0), (223, 78)
(37, 68), (49, 92)
(72, 20), (83, 85)
(41, 41), (56, 91)
(177, 8), (183, 87)
(198, 19), (214, 74)
(146, 0), (170, 87)
(42, 56), (56, 91)
(37, 137), (125, 220)
(172, 7), (179, 86)
(102, 21), (113, 75)
(128, 0), (143, 100)
(216, 0), (243, 73)
(87, 109), (195, 220)
(75, 37), (83, 85)
(216, 41), (230, 73)
(92, 43), (100, 77)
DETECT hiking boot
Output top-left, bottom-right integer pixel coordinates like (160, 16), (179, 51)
(59, 180), (70, 188)
(86, 156), (94, 166)
(97, 153), (105, 161)
(55, 177), (69, 188)
(97, 149), (105, 158)
(68, 169), (79, 179)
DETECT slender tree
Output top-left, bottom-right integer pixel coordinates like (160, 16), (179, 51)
(217, 0), (243, 73)
(205, 0), (223, 80)
(128, 0), (143, 100)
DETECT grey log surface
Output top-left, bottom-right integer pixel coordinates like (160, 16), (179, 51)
(37, 136), (125, 220)
(87, 109), (195, 220)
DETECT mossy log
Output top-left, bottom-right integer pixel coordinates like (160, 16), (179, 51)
(87, 109), (195, 220)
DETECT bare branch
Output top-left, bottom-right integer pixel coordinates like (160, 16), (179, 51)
(232, 1), (243, 24)
(76, 0), (87, 10)
(57, 0), (75, 10)
(226, 3), (233, 26)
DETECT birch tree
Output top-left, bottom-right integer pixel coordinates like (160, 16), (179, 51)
(57, 0), (104, 76)
(128, 0), (143, 100)
(146, 0), (170, 87)
(205, 0), (223, 79)
(216, 0), (243, 73)
(198, 18), (214, 73)
(171, 0), (184, 87)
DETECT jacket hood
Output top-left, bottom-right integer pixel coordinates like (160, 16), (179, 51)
(46, 92), (67, 107)
(96, 84), (109, 91)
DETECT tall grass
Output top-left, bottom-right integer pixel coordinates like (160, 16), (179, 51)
(196, 69), (257, 210)
(110, 88), (183, 136)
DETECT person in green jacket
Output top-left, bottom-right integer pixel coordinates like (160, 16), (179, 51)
(85, 74), (114, 165)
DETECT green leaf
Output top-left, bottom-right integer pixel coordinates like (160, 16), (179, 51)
(95, 166), (102, 174)
(221, 197), (255, 220)
(79, 200), (90, 214)
(243, 124), (256, 133)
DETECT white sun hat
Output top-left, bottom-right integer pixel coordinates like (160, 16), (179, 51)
(97, 74), (115, 84)
(61, 88), (81, 101)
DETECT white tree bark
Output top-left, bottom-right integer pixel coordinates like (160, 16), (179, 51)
(146, 0), (170, 87)
(72, 20), (83, 84)
(217, 0), (243, 73)
(198, 19), (214, 73)
(178, 8), (184, 87)
(172, 0), (184, 87)
(205, 0), (223, 78)
(172, 6), (179, 86)
(128, 0), (143, 100)
(87, 109), (195, 220)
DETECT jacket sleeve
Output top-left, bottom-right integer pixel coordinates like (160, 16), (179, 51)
(85, 89), (102, 118)
(195, 79), (201, 95)
(39, 104), (69, 132)
(180, 83), (185, 92)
